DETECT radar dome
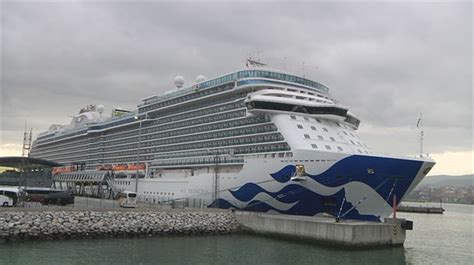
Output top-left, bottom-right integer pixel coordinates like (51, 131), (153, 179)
(195, 75), (206, 83)
(174, 75), (185, 88)
(97, 105), (105, 114)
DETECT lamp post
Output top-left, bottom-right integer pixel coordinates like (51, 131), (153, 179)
(134, 115), (144, 194)
(213, 154), (220, 208)
(206, 149), (221, 208)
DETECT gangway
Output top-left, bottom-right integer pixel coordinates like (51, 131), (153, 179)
(53, 171), (120, 199)
(104, 175), (121, 195)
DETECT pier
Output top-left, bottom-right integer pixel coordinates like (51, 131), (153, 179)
(397, 205), (445, 214)
(235, 211), (411, 247)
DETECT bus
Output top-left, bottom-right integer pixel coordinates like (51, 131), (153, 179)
(0, 186), (28, 207)
(119, 191), (138, 208)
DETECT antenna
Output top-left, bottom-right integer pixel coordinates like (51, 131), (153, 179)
(22, 121), (33, 157)
(255, 50), (263, 61)
(246, 58), (267, 68)
(417, 113), (424, 157)
(302, 61), (306, 78)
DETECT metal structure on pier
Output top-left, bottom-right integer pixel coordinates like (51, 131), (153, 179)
(53, 171), (121, 199)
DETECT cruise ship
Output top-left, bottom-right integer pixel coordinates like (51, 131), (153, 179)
(30, 60), (435, 221)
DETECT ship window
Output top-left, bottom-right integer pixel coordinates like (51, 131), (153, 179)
(304, 134), (310, 139)
(290, 115), (296, 120)
(330, 137), (335, 142)
(325, 145), (331, 150)
(297, 124), (303, 129)
(343, 131), (348, 136)
(316, 118), (321, 123)
(317, 135), (324, 140)
(310, 126), (316, 131)
(311, 144), (318, 149)
(337, 146), (343, 151)
(323, 128), (328, 132)
(304, 117), (310, 121)
(350, 140), (355, 145)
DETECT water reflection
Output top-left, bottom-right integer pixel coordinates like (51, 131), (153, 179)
(1, 234), (407, 265)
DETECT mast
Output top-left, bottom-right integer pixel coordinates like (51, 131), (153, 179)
(417, 113), (424, 157)
(22, 121), (33, 157)
(246, 57), (266, 68)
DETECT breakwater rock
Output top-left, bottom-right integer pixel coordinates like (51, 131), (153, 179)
(0, 211), (240, 242)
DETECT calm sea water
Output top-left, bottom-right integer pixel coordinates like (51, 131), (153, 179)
(0, 203), (472, 265)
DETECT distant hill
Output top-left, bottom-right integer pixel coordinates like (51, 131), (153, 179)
(417, 174), (473, 188)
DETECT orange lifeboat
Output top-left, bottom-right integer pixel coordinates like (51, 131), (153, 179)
(97, 164), (113, 171)
(127, 163), (145, 171)
(52, 166), (74, 175)
(112, 164), (128, 171)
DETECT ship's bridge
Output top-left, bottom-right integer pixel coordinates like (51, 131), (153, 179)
(244, 89), (360, 129)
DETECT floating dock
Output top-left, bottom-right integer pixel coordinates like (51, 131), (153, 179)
(235, 211), (411, 247)
(397, 205), (444, 214)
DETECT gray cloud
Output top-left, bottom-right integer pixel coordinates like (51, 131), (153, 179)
(1, 2), (472, 156)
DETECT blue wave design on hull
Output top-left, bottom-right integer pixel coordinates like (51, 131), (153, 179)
(218, 155), (424, 222)
(214, 187), (380, 222)
(270, 165), (296, 183)
(268, 155), (422, 206)
(230, 183), (305, 203)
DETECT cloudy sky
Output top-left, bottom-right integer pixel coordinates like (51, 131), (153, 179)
(1, 1), (472, 175)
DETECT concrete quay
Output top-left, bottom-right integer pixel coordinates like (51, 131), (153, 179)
(235, 211), (409, 247)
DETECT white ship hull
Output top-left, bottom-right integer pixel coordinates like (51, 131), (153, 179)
(115, 152), (434, 222)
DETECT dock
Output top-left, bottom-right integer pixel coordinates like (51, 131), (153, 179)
(397, 205), (445, 214)
(235, 211), (411, 247)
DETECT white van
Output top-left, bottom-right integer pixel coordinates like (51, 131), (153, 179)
(119, 191), (138, 208)
(0, 187), (27, 207)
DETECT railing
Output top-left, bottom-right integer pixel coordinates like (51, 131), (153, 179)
(141, 69), (329, 107)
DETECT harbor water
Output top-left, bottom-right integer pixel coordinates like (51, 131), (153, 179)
(1, 203), (472, 265)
